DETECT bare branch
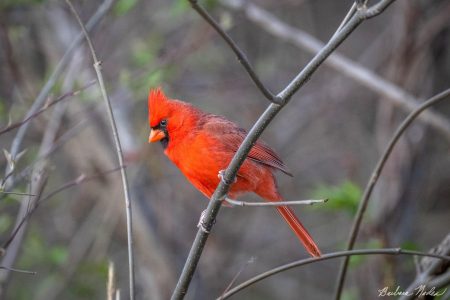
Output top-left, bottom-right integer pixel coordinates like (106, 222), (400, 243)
(4, 0), (113, 184)
(218, 248), (450, 300)
(171, 1), (396, 299)
(0, 81), (95, 136)
(224, 197), (327, 207)
(399, 234), (450, 300)
(186, 0), (278, 103)
(0, 266), (36, 275)
(65, 2), (135, 299)
(333, 88), (450, 300)
(221, 0), (450, 139)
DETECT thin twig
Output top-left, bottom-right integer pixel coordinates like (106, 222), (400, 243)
(331, 2), (357, 40)
(333, 88), (450, 300)
(0, 191), (36, 197)
(187, 0), (278, 103)
(0, 266), (36, 275)
(399, 234), (450, 300)
(4, 0), (113, 186)
(171, 1), (396, 299)
(65, 2), (135, 299)
(224, 198), (327, 207)
(218, 248), (450, 300)
(221, 0), (450, 139)
(1, 166), (122, 250)
(0, 81), (95, 136)
(219, 257), (256, 299)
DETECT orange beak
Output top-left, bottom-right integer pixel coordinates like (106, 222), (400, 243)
(149, 129), (166, 143)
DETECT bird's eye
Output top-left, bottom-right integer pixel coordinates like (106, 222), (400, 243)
(160, 119), (167, 127)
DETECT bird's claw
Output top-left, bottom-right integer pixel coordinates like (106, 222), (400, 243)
(218, 170), (236, 185)
(197, 209), (215, 233)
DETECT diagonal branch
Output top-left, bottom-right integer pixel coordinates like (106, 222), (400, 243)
(333, 88), (450, 300)
(4, 0), (114, 185)
(218, 248), (450, 300)
(0, 81), (95, 136)
(187, 0), (278, 103)
(65, 1), (135, 299)
(221, 0), (450, 140)
(171, 1), (396, 299)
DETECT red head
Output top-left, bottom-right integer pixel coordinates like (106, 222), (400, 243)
(148, 87), (201, 148)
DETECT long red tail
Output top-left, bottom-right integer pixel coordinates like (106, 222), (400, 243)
(276, 206), (321, 257)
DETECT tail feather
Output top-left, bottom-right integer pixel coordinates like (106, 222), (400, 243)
(276, 206), (321, 257)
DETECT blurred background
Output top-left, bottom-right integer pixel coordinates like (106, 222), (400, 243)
(0, 0), (449, 299)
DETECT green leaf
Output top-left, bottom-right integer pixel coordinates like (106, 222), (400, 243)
(49, 246), (68, 265)
(171, 0), (190, 16)
(400, 241), (420, 251)
(113, 0), (138, 16)
(0, 215), (12, 234)
(311, 180), (362, 215)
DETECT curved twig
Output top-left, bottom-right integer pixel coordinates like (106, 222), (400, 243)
(333, 88), (450, 300)
(218, 248), (450, 299)
(65, 1), (135, 299)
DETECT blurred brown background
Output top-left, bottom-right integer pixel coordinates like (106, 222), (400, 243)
(0, 0), (449, 299)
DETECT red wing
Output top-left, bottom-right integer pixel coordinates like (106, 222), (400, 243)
(200, 115), (293, 176)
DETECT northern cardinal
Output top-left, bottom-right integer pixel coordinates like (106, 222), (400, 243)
(148, 88), (321, 257)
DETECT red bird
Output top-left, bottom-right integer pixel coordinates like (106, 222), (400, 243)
(148, 88), (321, 257)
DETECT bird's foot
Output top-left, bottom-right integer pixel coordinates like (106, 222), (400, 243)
(197, 209), (215, 233)
(218, 170), (236, 185)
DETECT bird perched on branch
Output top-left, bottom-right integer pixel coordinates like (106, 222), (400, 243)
(148, 87), (321, 257)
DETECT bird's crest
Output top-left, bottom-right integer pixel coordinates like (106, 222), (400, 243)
(148, 87), (169, 128)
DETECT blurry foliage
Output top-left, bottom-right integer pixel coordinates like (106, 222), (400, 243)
(113, 0), (138, 16)
(0, 100), (5, 122)
(400, 241), (420, 251)
(69, 261), (109, 298)
(0, 0), (45, 9)
(311, 180), (362, 215)
(0, 214), (12, 235)
(341, 289), (358, 300)
(19, 229), (68, 268)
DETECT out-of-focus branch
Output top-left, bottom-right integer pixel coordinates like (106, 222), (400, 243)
(171, 1), (396, 299)
(399, 234), (450, 300)
(0, 81), (95, 136)
(218, 248), (450, 300)
(221, 0), (450, 140)
(0, 166), (122, 252)
(334, 88), (450, 300)
(3, 0), (113, 189)
(0, 163), (48, 291)
(65, 2), (135, 299)
(187, 0), (278, 103)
